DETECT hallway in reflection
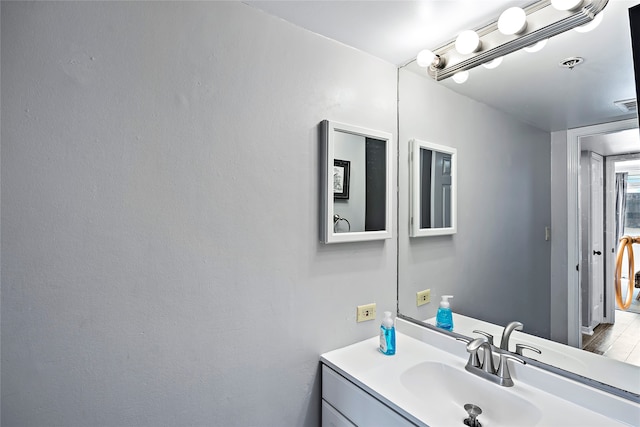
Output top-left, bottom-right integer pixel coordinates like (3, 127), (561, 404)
(582, 310), (640, 367)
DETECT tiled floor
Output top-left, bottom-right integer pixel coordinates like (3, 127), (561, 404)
(582, 310), (640, 367)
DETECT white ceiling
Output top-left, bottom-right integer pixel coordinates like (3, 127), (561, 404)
(582, 127), (640, 155)
(245, 0), (640, 151)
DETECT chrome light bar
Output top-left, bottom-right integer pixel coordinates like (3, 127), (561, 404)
(424, 0), (609, 81)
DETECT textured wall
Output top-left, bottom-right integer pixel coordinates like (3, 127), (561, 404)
(1, 2), (397, 426)
(398, 68), (552, 338)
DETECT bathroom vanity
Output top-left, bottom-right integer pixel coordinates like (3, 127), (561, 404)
(321, 318), (640, 427)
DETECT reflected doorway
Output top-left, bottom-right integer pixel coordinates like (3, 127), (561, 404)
(579, 129), (640, 366)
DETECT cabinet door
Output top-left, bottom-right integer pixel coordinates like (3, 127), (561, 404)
(322, 400), (356, 427)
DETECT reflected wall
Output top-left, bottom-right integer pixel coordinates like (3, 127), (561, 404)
(398, 67), (553, 338)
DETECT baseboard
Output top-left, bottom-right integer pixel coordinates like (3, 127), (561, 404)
(581, 325), (595, 336)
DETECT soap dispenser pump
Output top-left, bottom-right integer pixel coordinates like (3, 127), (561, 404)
(436, 295), (454, 331)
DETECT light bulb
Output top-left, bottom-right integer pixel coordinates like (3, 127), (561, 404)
(482, 57), (503, 69)
(498, 7), (527, 35)
(452, 71), (469, 84)
(416, 49), (436, 67)
(523, 39), (548, 53)
(551, 0), (583, 11)
(455, 30), (481, 55)
(574, 12), (603, 33)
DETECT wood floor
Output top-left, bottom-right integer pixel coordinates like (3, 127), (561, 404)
(582, 310), (640, 367)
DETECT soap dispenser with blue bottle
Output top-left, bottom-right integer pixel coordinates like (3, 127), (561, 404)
(379, 311), (396, 355)
(436, 295), (454, 331)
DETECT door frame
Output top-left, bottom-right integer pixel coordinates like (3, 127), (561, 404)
(604, 152), (640, 323)
(565, 118), (639, 348)
(588, 151), (604, 329)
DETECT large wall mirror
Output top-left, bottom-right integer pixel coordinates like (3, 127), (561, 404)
(410, 139), (457, 237)
(398, 0), (640, 400)
(321, 120), (393, 244)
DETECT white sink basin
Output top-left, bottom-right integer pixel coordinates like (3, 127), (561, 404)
(400, 361), (542, 427)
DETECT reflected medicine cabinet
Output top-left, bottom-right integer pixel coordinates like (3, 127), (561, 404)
(321, 120), (393, 244)
(410, 139), (457, 237)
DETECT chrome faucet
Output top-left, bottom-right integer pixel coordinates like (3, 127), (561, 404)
(466, 337), (495, 374)
(499, 321), (523, 351)
(464, 337), (525, 387)
(496, 353), (525, 387)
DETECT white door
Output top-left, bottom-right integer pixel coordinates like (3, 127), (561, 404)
(590, 153), (604, 325)
(432, 152), (452, 228)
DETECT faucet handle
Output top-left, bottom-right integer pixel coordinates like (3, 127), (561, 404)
(515, 343), (542, 357)
(458, 337), (483, 368)
(497, 353), (525, 387)
(472, 329), (494, 346)
(465, 336), (488, 352)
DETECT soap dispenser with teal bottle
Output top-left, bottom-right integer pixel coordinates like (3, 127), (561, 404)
(436, 295), (454, 331)
(379, 311), (396, 355)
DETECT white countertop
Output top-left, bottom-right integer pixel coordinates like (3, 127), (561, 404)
(321, 319), (640, 426)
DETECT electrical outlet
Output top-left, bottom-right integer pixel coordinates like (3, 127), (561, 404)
(356, 303), (377, 322)
(416, 289), (431, 306)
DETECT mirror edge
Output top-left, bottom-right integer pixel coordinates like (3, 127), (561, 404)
(321, 120), (394, 244)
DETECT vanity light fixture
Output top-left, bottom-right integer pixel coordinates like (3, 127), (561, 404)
(551, 0), (584, 11)
(414, 0), (608, 81)
(523, 38), (548, 53)
(574, 10), (604, 32)
(452, 71), (469, 84)
(482, 57), (503, 69)
(455, 30), (481, 55)
(416, 49), (439, 68)
(498, 7), (528, 35)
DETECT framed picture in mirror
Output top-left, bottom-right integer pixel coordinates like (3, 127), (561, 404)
(333, 159), (350, 199)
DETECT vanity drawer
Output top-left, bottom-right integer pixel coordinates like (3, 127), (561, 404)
(322, 400), (356, 427)
(322, 364), (416, 427)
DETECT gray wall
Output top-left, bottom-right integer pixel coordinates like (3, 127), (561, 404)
(398, 68), (552, 338)
(1, 2), (397, 426)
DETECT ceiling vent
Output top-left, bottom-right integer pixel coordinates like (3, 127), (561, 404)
(559, 57), (584, 69)
(614, 98), (637, 113)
